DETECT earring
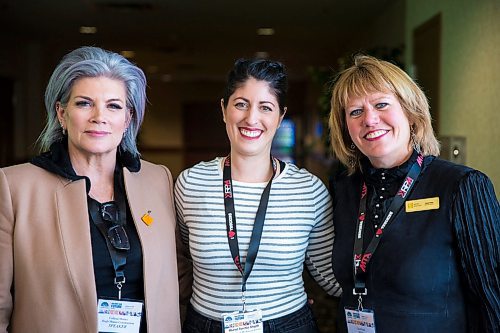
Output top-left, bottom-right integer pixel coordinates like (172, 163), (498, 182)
(410, 127), (421, 153)
(348, 155), (357, 169)
(60, 122), (66, 136)
(350, 142), (356, 150)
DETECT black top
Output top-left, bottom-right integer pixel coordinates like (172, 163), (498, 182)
(330, 151), (500, 333)
(31, 141), (147, 332)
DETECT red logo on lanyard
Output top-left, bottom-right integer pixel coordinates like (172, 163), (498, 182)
(228, 230), (235, 238)
(224, 180), (232, 198)
(359, 253), (372, 272)
(234, 255), (243, 272)
(361, 183), (367, 198)
(397, 176), (414, 198)
(417, 155), (423, 166)
(354, 254), (361, 267)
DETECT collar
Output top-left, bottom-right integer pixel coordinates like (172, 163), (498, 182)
(361, 150), (422, 186)
(30, 139), (141, 193)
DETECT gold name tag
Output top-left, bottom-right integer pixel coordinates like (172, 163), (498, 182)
(406, 197), (440, 212)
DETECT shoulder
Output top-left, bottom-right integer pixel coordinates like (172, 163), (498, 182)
(1, 164), (68, 206)
(1, 163), (60, 185)
(138, 159), (172, 179)
(425, 157), (474, 177)
(280, 162), (328, 191)
(424, 157), (482, 188)
(178, 158), (221, 180)
(282, 162), (315, 181)
(127, 160), (175, 192)
(418, 157), (498, 201)
(2, 162), (48, 176)
(329, 168), (360, 191)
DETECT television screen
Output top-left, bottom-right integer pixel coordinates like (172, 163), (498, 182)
(271, 118), (295, 163)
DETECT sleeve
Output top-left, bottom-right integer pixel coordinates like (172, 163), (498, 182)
(173, 170), (193, 322)
(304, 175), (342, 297)
(0, 169), (14, 332)
(452, 170), (500, 332)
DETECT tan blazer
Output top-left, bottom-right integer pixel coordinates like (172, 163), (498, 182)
(0, 160), (181, 333)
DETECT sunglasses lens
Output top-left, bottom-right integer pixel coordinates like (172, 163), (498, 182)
(107, 224), (130, 251)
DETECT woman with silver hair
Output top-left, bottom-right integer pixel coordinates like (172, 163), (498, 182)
(0, 46), (181, 332)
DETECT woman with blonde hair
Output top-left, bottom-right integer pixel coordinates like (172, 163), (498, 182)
(328, 54), (499, 332)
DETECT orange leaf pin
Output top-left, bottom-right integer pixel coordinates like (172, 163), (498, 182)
(141, 211), (153, 226)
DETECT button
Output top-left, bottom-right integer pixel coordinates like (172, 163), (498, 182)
(374, 215), (379, 219)
(379, 196), (383, 199)
(376, 204), (380, 207)
(382, 177), (386, 180)
(381, 187), (385, 191)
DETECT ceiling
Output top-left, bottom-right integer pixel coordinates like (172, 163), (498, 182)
(0, 0), (399, 82)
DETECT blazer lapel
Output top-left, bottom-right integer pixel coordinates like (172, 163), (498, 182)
(122, 169), (151, 244)
(56, 178), (97, 329)
(122, 166), (169, 251)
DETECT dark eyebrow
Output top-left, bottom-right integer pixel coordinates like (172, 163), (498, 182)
(233, 97), (276, 108)
(73, 96), (124, 103)
(259, 100), (276, 107)
(106, 98), (124, 103)
(73, 95), (92, 100)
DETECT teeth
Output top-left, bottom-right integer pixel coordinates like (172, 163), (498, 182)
(240, 128), (261, 138)
(366, 130), (387, 139)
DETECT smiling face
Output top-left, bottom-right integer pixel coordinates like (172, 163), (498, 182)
(57, 76), (131, 161)
(221, 77), (284, 159)
(345, 91), (412, 169)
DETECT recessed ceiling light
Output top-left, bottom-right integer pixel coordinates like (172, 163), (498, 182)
(147, 65), (159, 74)
(161, 74), (172, 82)
(257, 28), (275, 36)
(255, 51), (269, 59)
(120, 50), (135, 58)
(79, 26), (97, 34)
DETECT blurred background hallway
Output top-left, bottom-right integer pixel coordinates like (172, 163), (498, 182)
(1, 0), (498, 330)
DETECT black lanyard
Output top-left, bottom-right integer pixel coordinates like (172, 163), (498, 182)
(88, 179), (129, 300)
(353, 154), (423, 296)
(223, 155), (276, 310)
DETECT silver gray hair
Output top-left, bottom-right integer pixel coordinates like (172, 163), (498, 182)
(38, 46), (147, 156)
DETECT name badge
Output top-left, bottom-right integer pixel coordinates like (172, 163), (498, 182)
(222, 309), (263, 333)
(345, 307), (376, 333)
(97, 298), (143, 333)
(406, 197), (439, 212)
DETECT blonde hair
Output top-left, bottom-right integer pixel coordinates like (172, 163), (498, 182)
(329, 54), (440, 174)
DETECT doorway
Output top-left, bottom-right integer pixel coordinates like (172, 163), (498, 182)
(413, 13), (442, 133)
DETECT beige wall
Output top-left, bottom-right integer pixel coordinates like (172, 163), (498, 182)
(406, 0), (500, 194)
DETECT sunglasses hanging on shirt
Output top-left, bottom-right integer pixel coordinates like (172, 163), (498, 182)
(100, 202), (130, 251)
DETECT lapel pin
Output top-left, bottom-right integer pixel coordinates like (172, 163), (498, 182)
(141, 211), (154, 226)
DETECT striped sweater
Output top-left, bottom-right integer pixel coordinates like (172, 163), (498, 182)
(174, 158), (341, 320)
